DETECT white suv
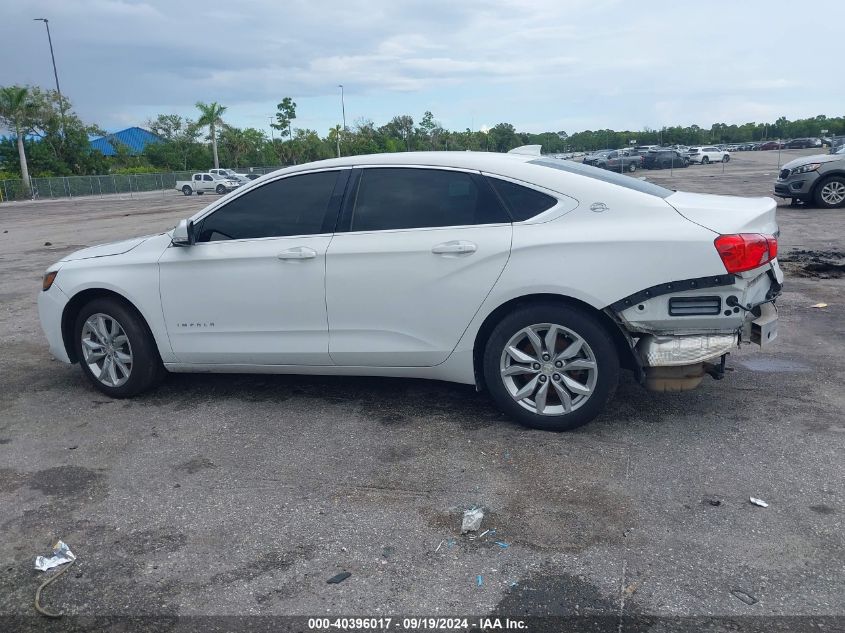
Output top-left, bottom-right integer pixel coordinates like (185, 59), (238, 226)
(688, 146), (731, 164)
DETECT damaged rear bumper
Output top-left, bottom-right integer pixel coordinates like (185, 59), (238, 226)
(607, 262), (782, 391)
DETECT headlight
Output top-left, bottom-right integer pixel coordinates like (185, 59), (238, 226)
(791, 163), (821, 175)
(42, 270), (58, 291)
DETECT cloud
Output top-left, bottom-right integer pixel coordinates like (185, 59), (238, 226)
(1, 0), (842, 134)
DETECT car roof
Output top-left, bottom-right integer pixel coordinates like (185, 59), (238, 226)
(273, 151), (536, 178)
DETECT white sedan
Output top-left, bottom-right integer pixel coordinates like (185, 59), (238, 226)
(38, 151), (782, 431)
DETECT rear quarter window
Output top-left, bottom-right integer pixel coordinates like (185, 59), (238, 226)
(487, 177), (558, 221)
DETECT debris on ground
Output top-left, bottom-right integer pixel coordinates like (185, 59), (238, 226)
(34, 541), (77, 618)
(327, 572), (351, 584)
(749, 497), (769, 508)
(476, 575), (483, 587)
(494, 541), (509, 548)
(44, 242), (52, 246)
(461, 508), (484, 534)
(435, 540), (444, 553)
(705, 496), (723, 507)
(810, 303), (828, 309)
(731, 589), (758, 605)
(35, 541), (76, 571)
(623, 581), (640, 597)
(778, 249), (845, 279)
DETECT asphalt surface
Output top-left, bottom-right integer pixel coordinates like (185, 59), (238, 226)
(0, 149), (843, 630)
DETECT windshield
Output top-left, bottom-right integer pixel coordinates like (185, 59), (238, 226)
(529, 158), (673, 198)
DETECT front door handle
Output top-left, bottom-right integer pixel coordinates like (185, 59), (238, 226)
(431, 240), (477, 255)
(277, 247), (317, 260)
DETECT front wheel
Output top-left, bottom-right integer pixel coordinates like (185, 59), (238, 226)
(722, 155), (730, 162)
(701, 156), (710, 164)
(216, 184), (226, 194)
(483, 303), (619, 431)
(182, 186), (192, 196)
(814, 176), (845, 209)
(628, 162), (637, 173)
(74, 298), (165, 398)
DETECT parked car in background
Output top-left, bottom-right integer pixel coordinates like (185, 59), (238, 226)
(643, 150), (689, 169)
(37, 150), (782, 431)
(774, 146), (845, 208)
(244, 173), (262, 181)
(785, 138), (822, 149)
(829, 136), (845, 154)
(584, 150), (641, 172)
(758, 141), (785, 151)
(175, 173), (241, 196)
(687, 147), (730, 164)
(209, 168), (246, 180)
(582, 149), (616, 166)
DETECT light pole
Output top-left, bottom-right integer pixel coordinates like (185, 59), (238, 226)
(33, 18), (66, 136)
(337, 84), (346, 157)
(338, 84), (347, 131)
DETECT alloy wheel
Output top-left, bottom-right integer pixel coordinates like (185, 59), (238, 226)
(821, 181), (845, 206)
(80, 313), (133, 387)
(499, 323), (598, 415)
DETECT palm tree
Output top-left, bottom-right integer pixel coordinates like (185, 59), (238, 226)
(195, 101), (227, 169)
(0, 86), (34, 195)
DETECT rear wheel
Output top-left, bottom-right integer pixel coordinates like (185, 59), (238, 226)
(483, 303), (619, 431)
(722, 155), (730, 162)
(196, 191), (204, 195)
(702, 156), (710, 164)
(74, 298), (165, 398)
(181, 186), (192, 196)
(628, 162), (637, 173)
(814, 176), (845, 209)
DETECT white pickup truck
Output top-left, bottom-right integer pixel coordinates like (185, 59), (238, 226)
(175, 173), (241, 196)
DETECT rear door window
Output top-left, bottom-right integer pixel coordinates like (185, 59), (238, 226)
(349, 168), (509, 231)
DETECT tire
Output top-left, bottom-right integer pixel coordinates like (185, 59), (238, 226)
(483, 303), (619, 431)
(216, 184), (226, 194)
(661, 160), (670, 169)
(814, 176), (845, 209)
(196, 191), (204, 195)
(182, 186), (192, 196)
(73, 297), (165, 398)
(628, 162), (637, 173)
(722, 155), (730, 162)
(701, 156), (710, 164)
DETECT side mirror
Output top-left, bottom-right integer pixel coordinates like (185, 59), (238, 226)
(172, 219), (196, 246)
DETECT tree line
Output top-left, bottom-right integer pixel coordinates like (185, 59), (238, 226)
(2, 83), (844, 191)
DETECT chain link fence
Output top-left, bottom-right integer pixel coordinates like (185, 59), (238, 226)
(0, 167), (282, 203)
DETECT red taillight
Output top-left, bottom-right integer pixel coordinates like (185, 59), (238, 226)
(714, 233), (778, 274)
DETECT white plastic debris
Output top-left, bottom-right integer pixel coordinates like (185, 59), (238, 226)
(461, 508), (484, 534)
(749, 497), (769, 508)
(35, 540), (76, 571)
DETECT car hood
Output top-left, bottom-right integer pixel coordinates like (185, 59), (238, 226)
(59, 235), (153, 262)
(781, 153), (843, 170)
(666, 191), (778, 235)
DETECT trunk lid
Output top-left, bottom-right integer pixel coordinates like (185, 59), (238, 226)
(666, 191), (778, 235)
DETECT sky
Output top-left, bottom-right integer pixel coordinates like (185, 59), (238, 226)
(1, 0), (843, 137)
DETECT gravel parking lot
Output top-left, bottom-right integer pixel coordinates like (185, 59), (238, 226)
(1, 149), (843, 629)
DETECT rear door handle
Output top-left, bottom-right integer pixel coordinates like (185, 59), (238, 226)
(277, 246), (317, 260)
(431, 240), (477, 255)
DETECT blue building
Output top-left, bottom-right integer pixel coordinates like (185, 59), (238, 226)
(90, 127), (162, 156)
